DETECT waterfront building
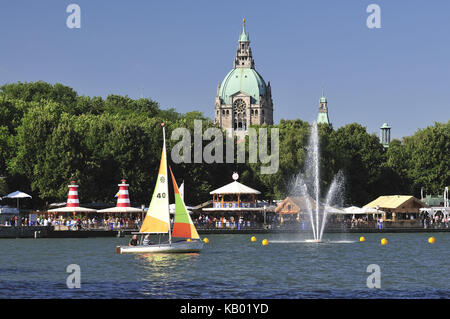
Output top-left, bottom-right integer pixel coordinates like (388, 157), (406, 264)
(47, 181), (97, 224)
(274, 195), (321, 225)
(214, 19), (274, 135)
(275, 195), (321, 217)
(364, 195), (428, 223)
(201, 173), (275, 227)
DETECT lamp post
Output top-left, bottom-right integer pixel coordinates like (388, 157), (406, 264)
(263, 205), (267, 227)
(141, 204), (145, 227)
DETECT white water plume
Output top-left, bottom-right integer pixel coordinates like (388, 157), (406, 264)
(287, 122), (344, 241)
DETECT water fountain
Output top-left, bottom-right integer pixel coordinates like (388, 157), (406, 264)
(288, 122), (344, 242)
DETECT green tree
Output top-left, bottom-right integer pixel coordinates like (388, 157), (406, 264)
(329, 123), (385, 206)
(403, 121), (450, 196)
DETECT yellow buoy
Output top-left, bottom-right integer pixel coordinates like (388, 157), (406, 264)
(381, 238), (388, 245)
(262, 239), (269, 246)
(203, 237), (209, 244)
(187, 238), (191, 242)
(360, 236), (365, 242)
(251, 236), (257, 242)
(428, 236), (435, 244)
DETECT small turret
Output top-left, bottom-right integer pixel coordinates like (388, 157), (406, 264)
(380, 123), (391, 148)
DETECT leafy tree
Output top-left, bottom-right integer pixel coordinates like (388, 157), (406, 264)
(329, 123), (385, 206)
(403, 121), (450, 196)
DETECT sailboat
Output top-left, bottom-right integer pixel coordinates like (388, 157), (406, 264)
(116, 123), (203, 254)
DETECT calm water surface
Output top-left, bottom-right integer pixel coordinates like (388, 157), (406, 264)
(0, 233), (448, 298)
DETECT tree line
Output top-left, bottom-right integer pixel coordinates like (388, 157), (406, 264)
(0, 81), (448, 209)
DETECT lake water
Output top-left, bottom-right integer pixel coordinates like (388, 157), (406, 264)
(0, 232), (448, 299)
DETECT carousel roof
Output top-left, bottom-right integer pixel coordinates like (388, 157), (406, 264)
(47, 206), (97, 213)
(97, 206), (143, 213)
(210, 181), (261, 195)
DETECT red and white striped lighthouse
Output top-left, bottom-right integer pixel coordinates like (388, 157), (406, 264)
(116, 179), (131, 207)
(67, 181), (80, 208)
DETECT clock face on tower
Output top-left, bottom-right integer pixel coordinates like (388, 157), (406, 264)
(233, 99), (246, 114)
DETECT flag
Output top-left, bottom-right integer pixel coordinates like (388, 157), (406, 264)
(179, 181), (184, 201)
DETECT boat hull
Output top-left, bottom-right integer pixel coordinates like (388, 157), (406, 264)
(116, 241), (203, 254)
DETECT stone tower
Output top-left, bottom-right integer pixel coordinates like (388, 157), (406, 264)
(214, 19), (273, 134)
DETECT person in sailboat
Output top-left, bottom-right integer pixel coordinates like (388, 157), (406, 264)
(142, 235), (150, 245)
(142, 234), (155, 245)
(129, 235), (138, 246)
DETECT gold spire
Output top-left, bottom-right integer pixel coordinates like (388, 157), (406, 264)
(243, 18), (245, 26)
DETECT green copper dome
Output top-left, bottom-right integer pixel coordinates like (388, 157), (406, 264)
(239, 18), (249, 42)
(219, 68), (267, 104)
(320, 96), (327, 103)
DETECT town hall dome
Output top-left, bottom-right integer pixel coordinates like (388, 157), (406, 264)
(214, 19), (274, 133)
(219, 68), (267, 105)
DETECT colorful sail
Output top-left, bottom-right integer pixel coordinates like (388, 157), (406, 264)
(169, 167), (200, 239)
(139, 125), (170, 233)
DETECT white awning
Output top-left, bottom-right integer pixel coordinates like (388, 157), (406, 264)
(97, 206), (143, 213)
(210, 181), (261, 195)
(47, 206), (97, 213)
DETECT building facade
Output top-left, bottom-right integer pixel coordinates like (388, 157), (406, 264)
(214, 19), (273, 133)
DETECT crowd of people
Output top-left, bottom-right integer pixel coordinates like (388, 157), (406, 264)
(2, 211), (449, 231)
(1, 215), (143, 230)
(421, 213), (449, 229)
(191, 213), (277, 230)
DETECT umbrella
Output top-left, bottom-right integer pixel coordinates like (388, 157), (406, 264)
(343, 206), (364, 214)
(361, 206), (385, 214)
(324, 205), (346, 214)
(47, 206), (97, 213)
(98, 206), (143, 214)
(4, 191), (32, 210)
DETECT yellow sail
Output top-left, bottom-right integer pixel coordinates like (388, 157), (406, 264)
(139, 126), (170, 233)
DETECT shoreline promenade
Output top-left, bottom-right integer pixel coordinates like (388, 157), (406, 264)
(1, 225), (449, 239)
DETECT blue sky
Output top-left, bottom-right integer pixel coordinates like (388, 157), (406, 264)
(0, 0), (449, 138)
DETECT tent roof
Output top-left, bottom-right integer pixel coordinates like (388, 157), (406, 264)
(210, 181), (261, 195)
(364, 195), (428, 210)
(47, 206), (97, 213)
(97, 206), (143, 213)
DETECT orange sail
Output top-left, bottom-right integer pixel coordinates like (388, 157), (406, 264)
(169, 167), (200, 239)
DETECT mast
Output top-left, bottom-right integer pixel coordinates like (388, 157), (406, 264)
(139, 123), (171, 237)
(162, 123), (172, 244)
